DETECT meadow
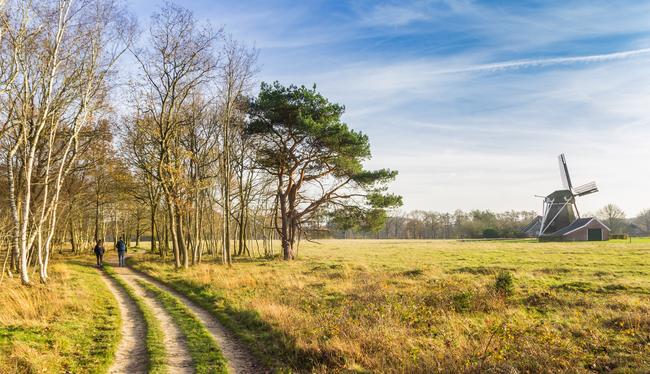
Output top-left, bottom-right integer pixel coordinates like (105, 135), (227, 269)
(131, 239), (650, 373)
(0, 262), (120, 373)
(3, 239), (650, 373)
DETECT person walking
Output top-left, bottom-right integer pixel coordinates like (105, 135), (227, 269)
(116, 236), (127, 267)
(94, 239), (105, 267)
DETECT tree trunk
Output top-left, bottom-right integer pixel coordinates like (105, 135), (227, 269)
(278, 192), (294, 260)
(69, 221), (77, 254)
(168, 204), (181, 268)
(175, 208), (188, 268)
(150, 207), (157, 254)
(222, 183), (231, 265)
(94, 198), (100, 241)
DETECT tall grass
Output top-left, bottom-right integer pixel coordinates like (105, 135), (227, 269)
(132, 239), (650, 373)
(0, 263), (121, 373)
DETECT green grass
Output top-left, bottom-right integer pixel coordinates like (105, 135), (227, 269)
(127, 262), (295, 372)
(104, 265), (167, 373)
(0, 262), (120, 373)
(130, 239), (650, 373)
(135, 278), (228, 374)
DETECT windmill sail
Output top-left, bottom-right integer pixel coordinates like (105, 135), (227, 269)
(558, 154), (573, 190)
(573, 181), (598, 196)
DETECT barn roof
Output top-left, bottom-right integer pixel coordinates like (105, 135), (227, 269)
(547, 217), (610, 236)
(521, 215), (542, 233)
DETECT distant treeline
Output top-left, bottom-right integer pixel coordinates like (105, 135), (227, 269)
(325, 209), (538, 239)
(322, 205), (650, 239)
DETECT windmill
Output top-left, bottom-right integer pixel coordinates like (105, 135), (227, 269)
(538, 154), (598, 236)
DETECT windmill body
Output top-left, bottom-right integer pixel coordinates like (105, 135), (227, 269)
(540, 190), (577, 235)
(527, 154), (609, 241)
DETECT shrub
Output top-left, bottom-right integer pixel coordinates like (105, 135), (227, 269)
(452, 291), (473, 312)
(495, 271), (514, 296)
(482, 228), (500, 238)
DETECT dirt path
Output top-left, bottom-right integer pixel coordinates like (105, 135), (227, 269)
(99, 270), (148, 374)
(110, 263), (195, 374)
(122, 266), (266, 374)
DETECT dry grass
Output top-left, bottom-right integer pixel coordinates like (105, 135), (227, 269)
(134, 239), (650, 373)
(0, 264), (72, 326)
(0, 262), (120, 373)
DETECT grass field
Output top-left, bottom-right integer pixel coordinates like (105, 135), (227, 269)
(131, 239), (650, 373)
(0, 262), (120, 373)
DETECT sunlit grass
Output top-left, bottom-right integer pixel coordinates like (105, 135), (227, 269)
(132, 239), (650, 373)
(0, 263), (120, 373)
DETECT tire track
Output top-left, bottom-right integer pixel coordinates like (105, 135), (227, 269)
(111, 264), (195, 373)
(98, 269), (148, 374)
(123, 266), (267, 374)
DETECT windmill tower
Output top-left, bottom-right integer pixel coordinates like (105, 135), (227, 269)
(538, 154), (598, 235)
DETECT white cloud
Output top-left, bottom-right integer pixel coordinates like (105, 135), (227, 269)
(353, 56), (650, 216)
(362, 3), (432, 27)
(438, 48), (650, 74)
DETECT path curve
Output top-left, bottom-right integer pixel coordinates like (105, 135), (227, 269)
(110, 263), (195, 374)
(99, 269), (148, 374)
(123, 266), (267, 374)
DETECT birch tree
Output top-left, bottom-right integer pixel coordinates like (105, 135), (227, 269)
(0, 0), (133, 284)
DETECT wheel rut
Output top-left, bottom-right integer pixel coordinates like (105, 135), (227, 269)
(98, 269), (148, 374)
(123, 266), (267, 374)
(111, 264), (195, 373)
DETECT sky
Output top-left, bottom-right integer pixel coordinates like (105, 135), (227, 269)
(128, 0), (650, 217)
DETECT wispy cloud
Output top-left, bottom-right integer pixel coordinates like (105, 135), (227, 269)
(362, 3), (433, 27)
(440, 48), (650, 74)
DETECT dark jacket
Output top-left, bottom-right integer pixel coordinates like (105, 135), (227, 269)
(116, 240), (126, 253)
(94, 245), (105, 256)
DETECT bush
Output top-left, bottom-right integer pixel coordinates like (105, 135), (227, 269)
(482, 228), (500, 238)
(495, 271), (514, 296)
(452, 291), (473, 312)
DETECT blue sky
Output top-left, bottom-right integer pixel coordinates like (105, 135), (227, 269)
(129, 0), (650, 217)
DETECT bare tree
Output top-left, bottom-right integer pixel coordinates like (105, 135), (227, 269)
(635, 209), (650, 234)
(131, 2), (220, 268)
(597, 203), (626, 234)
(217, 36), (257, 265)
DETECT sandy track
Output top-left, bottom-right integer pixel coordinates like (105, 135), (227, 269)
(123, 266), (267, 374)
(99, 270), (148, 374)
(111, 264), (195, 373)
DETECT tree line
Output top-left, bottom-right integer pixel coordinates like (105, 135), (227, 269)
(327, 210), (538, 239)
(0, 0), (400, 284)
(327, 204), (650, 239)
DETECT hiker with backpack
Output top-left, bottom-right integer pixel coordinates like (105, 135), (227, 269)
(116, 237), (127, 267)
(94, 239), (105, 267)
